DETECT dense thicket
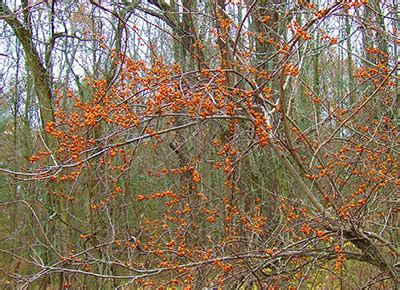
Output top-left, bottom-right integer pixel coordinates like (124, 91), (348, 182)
(0, 0), (398, 288)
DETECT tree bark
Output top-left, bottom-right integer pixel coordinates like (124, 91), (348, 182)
(0, 1), (55, 132)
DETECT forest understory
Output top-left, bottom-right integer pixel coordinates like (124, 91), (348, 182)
(0, 0), (398, 288)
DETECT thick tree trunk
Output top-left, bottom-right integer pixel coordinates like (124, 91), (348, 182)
(0, 1), (54, 131)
